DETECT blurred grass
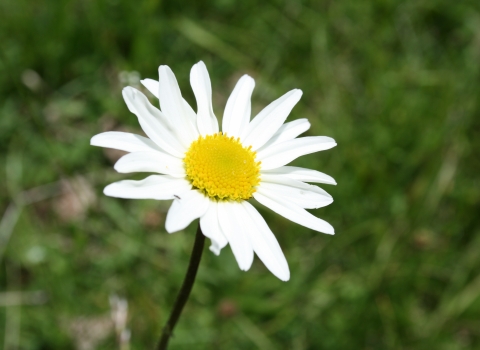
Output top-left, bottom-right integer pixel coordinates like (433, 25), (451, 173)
(1, 0), (480, 348)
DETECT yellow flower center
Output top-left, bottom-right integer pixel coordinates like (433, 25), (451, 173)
(184, 132), (261, 201)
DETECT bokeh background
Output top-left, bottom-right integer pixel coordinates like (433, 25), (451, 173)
(1, 0), (480, 349)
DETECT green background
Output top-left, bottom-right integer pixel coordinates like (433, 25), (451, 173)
(1, 0), (480, 348)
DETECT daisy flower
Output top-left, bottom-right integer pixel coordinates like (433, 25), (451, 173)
(91, 62), (336, 281)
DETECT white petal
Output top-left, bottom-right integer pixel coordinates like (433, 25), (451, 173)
(254, 191), (335, 235)
(199, 201), (228, 255)
(257, 119), (310, 152)
(190, 61), (219, 135)
(142, 78), (197, 126)
(165, 190), (209, 233)
(90, 131), (161, 153)
(104, 175), (191, 200)
(241, 202), (290, 281)
(259, 175), (333, 209)
(141, 78), (159, 97)
(114, 151), (185, 177)
(217, 201), (254, 271)
(262, 166), (337, 185)
(158, 65), (199, 146)
(222, 75), (255, 138)
(122, 87), (186, 157)
(242, 89), (303, 150)
(257, 136), (337, 170)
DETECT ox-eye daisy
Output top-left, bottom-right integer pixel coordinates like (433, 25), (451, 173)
(91, 61), (336, 282)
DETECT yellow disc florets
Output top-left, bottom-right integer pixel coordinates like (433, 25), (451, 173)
(184, 132), (261, 201)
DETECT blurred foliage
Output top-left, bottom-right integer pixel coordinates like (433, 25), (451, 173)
(1, 0), (480, 349)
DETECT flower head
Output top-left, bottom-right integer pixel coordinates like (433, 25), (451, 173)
(91, 62), (336, 281)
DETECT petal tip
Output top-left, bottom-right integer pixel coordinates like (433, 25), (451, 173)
(158, 65), (172, 74)
(280, 274), (290, 282)
(112, 160), (124, 173)
(90, 134), (100, 146)
(122, 86), (136, 100)
(209, 245), (221, 256)
(164, 223), (178, 234)
(103, 184), (115, 197)
(239, 74), (255, 85)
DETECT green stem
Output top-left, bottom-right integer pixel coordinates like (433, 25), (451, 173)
(157, 224), (205, 350)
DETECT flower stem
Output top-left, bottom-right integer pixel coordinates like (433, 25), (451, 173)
(157, 223), (205, 350)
